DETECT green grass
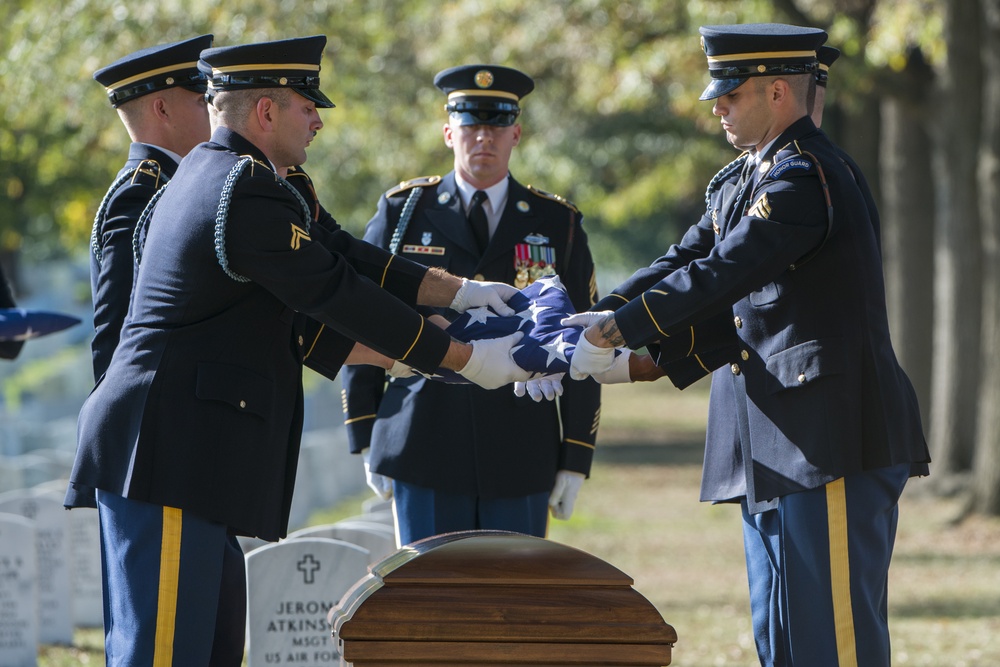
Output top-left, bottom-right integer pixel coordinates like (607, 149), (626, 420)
(39, 379), (1000, 666)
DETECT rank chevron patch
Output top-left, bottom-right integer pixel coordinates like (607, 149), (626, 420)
(290, 223), (311, 250)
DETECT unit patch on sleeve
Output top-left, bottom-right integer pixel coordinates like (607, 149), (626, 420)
(768, 156), (813, 179)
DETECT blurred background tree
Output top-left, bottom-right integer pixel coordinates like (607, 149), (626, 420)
(2, 0), (998, 515)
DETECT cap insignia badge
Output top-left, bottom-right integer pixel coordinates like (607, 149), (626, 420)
(474, 70), (494, 89)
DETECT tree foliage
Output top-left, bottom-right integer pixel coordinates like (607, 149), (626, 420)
(5, 1), (999, 515)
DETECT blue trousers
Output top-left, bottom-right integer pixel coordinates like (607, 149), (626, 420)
(97, 491), (246, 667)
(393, 479), (549, 545)
(741, 463), (909, 667)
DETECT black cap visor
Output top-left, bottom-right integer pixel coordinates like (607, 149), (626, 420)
(446, 99), (520, 126)
(700, 76), (748, 101)
(293, 87), (335, 109)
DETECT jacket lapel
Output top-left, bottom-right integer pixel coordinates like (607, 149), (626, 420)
(424, 172), (480, 257)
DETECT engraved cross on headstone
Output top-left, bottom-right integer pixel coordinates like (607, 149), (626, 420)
(297, 554), (321, 585)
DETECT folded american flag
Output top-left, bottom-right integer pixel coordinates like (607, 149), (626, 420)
(423, 276), (585, 383)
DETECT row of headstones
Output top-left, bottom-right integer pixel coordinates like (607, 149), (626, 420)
(0, 425), (365, 531)
(0, 483), (102, 667)
(0, 449), (76, 495)
(0, 482), (395, 667)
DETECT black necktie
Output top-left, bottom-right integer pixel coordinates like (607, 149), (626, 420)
(468, 190), (489, 254)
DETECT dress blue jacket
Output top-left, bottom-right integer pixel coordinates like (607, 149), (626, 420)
(597, 117), (928, 512)
(67, 128), (455, 539)
(341, 172), (602, 498)
(89, 143), (177, 381)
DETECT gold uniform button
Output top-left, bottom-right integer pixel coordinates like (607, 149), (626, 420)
(239, 400), (247, 409)
(797, 373), (807, 383)
(474, 273), (485, 281)
(740, 350), (749, 361)
(298, 335), (304, 346)
(730, 363), (741, 376)
(734, 316), (743, 329)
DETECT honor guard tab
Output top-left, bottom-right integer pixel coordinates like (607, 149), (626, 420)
(94, 34), (214, 108)
(698, 23), (826, 100)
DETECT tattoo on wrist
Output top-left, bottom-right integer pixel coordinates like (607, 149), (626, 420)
(597, 314), (625, 347)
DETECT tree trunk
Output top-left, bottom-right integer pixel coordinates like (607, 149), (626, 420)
(880, 50), (935, 431)
(972, 0), (1000, 515)
(929, 0), (983, 486)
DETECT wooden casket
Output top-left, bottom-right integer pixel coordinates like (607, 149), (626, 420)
(328, 530), (676, 666)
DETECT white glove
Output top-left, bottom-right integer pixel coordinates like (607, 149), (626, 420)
(567, 329), (617, 381)
(560, 311), (612, 330)
(388, 360), (414, 378)
(591, 349), (633, 384)
(362, 448), (393, 500)
(514, 373), (565, 402)
(450, 278), (519, 316)
(457, 331), (531, 390)
(549, 470), (585, 520)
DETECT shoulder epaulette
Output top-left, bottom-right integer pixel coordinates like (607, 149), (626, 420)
(92, 160), (170, 264)
(526, 184), (579, 214)
(238, 155), (278, 179)
(386, 175), (441, 197)
(131, 159), (165, 187)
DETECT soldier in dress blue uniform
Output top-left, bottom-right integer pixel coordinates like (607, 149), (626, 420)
(89, 35), (214, 383)
(341, 64), (602, 545)
(65, 36), (530, 667)
(566, 24), (930, 667)
(90, 35), (212, 380)
(71, 38), (215, 517)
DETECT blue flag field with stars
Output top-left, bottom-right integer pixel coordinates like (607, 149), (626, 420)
(425, 276), (589, 383)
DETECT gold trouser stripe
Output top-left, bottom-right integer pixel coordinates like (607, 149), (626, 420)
(686, 326), (696, 356)
(153, 507), (183, 667)
(826, 478), (858, 667)
(380, 255), (394, 288)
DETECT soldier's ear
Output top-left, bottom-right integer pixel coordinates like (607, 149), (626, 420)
(150, 96), (170, 122)
(255, 96), (277, 130)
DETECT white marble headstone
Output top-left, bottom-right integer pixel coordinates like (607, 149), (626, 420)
(0, 512), (38, 667)
(245, 537), (369, 667)
(0, 459), (22, 494)
(287, 522), (396, 565)
(64, 507), (102, 628)
(0, 488), (74, 645)
(27, 484), (103, 628)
